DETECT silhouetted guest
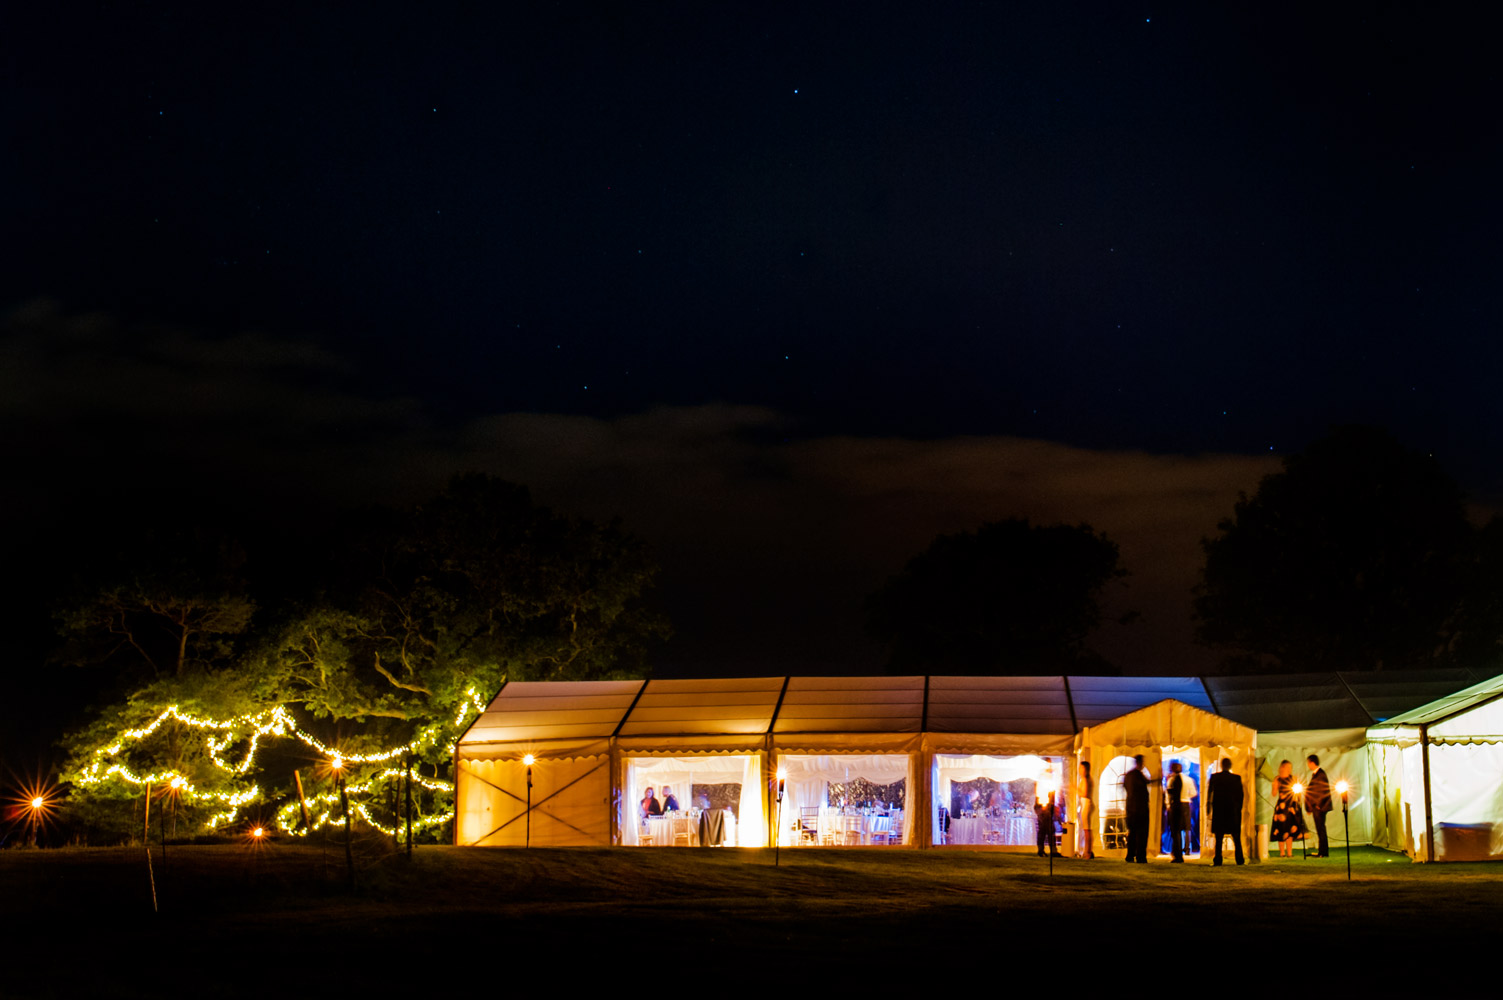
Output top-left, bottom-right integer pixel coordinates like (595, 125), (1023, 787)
(661, 785), (680, 812)
(1035, 788), (1061, 857)
(1166, 761), (1190, 863)
(641, 786), (662, 819)
(1207, 757), (1244, 866)
(1123, 755), (1149, 863)
(1305, 755), (1333, 857)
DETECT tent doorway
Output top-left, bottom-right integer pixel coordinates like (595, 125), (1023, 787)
(1159, 748), (1201, 858)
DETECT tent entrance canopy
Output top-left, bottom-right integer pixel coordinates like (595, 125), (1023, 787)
(623, 753), (762, 847)
(1075, 700), (1256, 861)
(933, 753), (1062, 849)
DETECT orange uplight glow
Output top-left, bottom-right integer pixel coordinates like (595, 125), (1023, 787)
(253, 827), (264, 838)
(1291, 781), (1304, 796)
(330, 757), (343, 771)
(1335, 780), (1350, 796)
(31, 797), (45, 810)
(522, 754), (536, 767)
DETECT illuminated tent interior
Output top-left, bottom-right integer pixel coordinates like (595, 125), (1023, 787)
(771, 676), (923, 847)
(453, 671), (1498, 855)
(1366, 673), (1503, 862)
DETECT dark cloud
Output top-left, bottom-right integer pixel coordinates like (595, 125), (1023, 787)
(5, 304), (1282, 675)
(437, 409), (1281, 673)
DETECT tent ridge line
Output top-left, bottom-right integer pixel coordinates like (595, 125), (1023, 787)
(1061, 675), (1078, 732)
(767, 676), (792, 735)
(612, 678), (651, 737)
(1333, 671), (1371, 724)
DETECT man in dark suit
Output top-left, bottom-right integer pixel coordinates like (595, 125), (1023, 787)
(1166, 761), (1190, 862)
(1207, 757), (1244, 866)
(1123, 755), (1149, 863)
(1305, 754), (1333, 857)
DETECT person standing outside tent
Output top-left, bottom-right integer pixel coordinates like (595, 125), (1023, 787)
(1123, 755), (1149, 863)
(1076, 760), (1096, 859)
(1304, 755), (1333, 857)
(1035, 786), (1062, 857)
(1166, 761), (1190, 862)
(1206, 757), (1244, 866)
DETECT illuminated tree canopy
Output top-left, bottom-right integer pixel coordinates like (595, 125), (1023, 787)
(60, 474), (666, 840)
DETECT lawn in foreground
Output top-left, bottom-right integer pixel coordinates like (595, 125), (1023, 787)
(4, 844), (1499, 995)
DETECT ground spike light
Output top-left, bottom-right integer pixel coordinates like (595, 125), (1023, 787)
(1036, 766), (1059, 876)
(1336, 780), (1352, 880)
(522, 755), (536, 848)
(1292, 781), (1307, 860)
(774, 767), (787, 867)
(332, 756), (354, 889)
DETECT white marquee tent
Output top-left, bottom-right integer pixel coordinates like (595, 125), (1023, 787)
(454, 671), (1498, 855)
(1366, 673), (1503, 862)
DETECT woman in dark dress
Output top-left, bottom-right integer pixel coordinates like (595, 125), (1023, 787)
(1269, 760), (1304, 858)
(641, 786), (663, 821)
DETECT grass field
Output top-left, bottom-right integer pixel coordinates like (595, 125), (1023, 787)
(4, 842), (1499, 995)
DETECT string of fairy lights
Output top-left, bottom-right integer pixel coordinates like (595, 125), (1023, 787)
(73, 687), (491, 834)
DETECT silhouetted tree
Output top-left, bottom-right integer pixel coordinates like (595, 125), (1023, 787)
(1194, 426), (1478, 673)
(865, 518), (1129, 674)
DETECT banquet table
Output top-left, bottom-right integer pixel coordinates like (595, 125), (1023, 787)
(644, 810), (739, 847)
(818, 811), (900, 846)
(947, 814), (1035, 846)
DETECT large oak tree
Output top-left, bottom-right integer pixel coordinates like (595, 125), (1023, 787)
(865, 518), (1129, 674)
(1194, 426), (1479, 673)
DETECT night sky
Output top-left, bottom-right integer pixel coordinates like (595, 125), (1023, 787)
(4, 5), (1501, 760)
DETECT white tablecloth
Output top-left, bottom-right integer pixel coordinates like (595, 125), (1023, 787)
(947, 814), (1034, 845)
(643, 811), (739, 846)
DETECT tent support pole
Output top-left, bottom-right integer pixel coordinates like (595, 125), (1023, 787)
(1420, 724), (1436, 862)
(609, 738), (621, 846)
(918, 743), (931, 850)
(764, 735), (775, 850)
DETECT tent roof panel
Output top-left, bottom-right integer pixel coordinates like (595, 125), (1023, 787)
(1204, 673), (1369, 730)
(785, 675), (925, 691)
(775, 676), (925, 732)
(458, 680), (644, 746)
(1379, 672), (1503, 727)
(618, 677), (785, 736)
(1066, 677), (1214, 727)
(926, 675), (1072, 733)
(1341, 669), (1486, 722)
(459, 672), (1497, 746)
